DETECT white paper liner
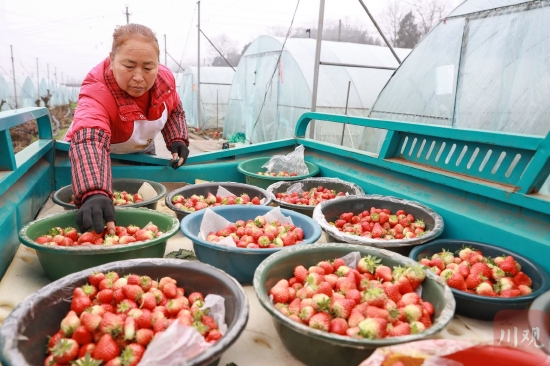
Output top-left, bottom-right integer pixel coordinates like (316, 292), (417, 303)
(140, 294), (227, 366)
(138, 182), (158, 201)
(261, 144), (309, 175)
(215, 185), (266, 204)
(198, 207), (294, 247)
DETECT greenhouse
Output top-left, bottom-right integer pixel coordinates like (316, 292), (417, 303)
(178, 66), (234, 130)
(358, 0), (550, 194)
(223, 36), (410, 146)
(0, 73), (79, 111)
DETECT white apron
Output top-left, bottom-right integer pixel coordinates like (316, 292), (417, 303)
(110, 103), (168, 154)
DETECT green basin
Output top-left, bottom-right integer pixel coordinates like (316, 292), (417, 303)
(18, 208), (179, 280)
(253, 243), (455, 366)
(52, 178), (167, 210)
(237, 157), (320, 189)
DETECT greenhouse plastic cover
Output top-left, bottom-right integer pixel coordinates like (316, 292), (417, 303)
(178, 66), (234, 129)
(223, 35), (410, 146)
(358, 0), (550, 193)
(312, 195), (444, 248)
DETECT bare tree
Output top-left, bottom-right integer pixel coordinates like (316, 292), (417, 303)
(405, 0), (452, 35)
(209, 34), (238, 59)
(383, 0), (405, 46)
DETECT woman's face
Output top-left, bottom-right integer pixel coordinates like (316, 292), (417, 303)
(110, 37), (159, 97)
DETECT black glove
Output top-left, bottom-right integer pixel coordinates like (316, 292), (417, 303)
(170, 141), (189, 169)
(76, 194), (115, 234)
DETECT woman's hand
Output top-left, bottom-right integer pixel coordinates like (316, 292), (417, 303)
(76, 194), (116, 235)
(170, 141), (189, 169)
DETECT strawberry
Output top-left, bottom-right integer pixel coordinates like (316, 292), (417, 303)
(51, 338), (79, 363)
(513, 271), (532, 287)
(403, 304), (423, 322)
(135, 328), (154, 346)
(77, 344), (97, 359)
(166, 298), (186, 316)
(93, 334), (120, 363)
(162, 283), (177, 299)
(446, 272), (467, 291)
(49, 226), (65, 236)
(71, 295), (92, 315)
(201, 315), (218, 330)
(332, 258), (346, 271)
(403, 266), (426, 289)
(470, 262), (492, 279)
(475, 282), (497, 297)
(361, 287), (387, 308)
(61, 311), (81, 337)
(188, 292), (205, 304)
(271, 285), (290, 304)
(48, 331), (64, 351)
(206, 329), (223, 342)
(121, 343), (145, 366)
(383, 283), (402, 303)
(139, 292), (157, 311)
(498, 256), (518, 275)
(397, 292), (420, 307)
(35, 235), (52, 245)
(465, 273), (485, 290)
(374, 265), (393, 282)
(331, 299), (355, 319)
(421, 301), (435, 316)
(500, 289), (521, 298)
(64, 227), (79, 242)
(395, 276), (415, 294)
(518, 284), (533, 295)
(299, 306), (316, 323)
(429, 257), (445, 271)
(123, 316), (136, 341)
(122, 285), (143, 303)
(388, 322), (411, 337)
(80, 312), (102, 333)
(97, 289), (114, 304)
(71, 326), (93, 346)
(358, 318), (387, 339)
(81, 284), (98, 300)
(345, 289), (362, 304)
(308, 312), (331, 331)
(311, 294), (331, 312)
(316, 282), (333, 297)
(335, 277), (357, 295)
(100, 312), (123, 336)
(329, 318), (349, 335)
(293, 265), (309, 283)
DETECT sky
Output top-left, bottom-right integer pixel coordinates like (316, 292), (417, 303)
(0, 0), (462, 86)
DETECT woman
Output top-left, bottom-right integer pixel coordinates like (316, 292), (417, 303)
(65, 23), (189, 235)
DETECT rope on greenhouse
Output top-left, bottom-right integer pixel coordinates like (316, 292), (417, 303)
(248, 0), (300, 144)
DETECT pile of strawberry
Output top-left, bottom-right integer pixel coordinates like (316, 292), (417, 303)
(419, 247), (533, 298)
(269, 255), (434, 339)
(171, 192), (262, 212)
(35, 224), (163, 247)
(257, 171), (297, 177)
(69, 191), (143, 206)
(275, 186), (347, 206)
(206, 215), (305, 249)
(328, 208), (427, 240)
(45, 271), (222, 365)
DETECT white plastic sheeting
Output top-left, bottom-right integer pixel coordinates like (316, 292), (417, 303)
(0, 73), (79, 111)
(359, 0), (550, 194)
(177, 67), (234, 129)
(223, 36), (410, 146)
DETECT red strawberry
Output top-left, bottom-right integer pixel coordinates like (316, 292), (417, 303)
(345, 289), (362, 304)
(315, 282), (333, 297)
(270, 285), (290, 304)
(331, 299), (355, 319)
(421, 301), (435, 316)
(205, 329), (223, 343)
(80, 312), (102, 333)
(361, 287), (387, 308)
(388, 322), (411, 337)
(465, 273), (485, 290)
(49, 226), (65, 236)
(100, 312), (123, 336)
(429, 257), (445, 271)
(124, 316), (136, 341)
(51, 338), (79, 363)
(500, 289), (522, 298)
(374, 265), (393, 282)
(71, 326), (93, 346)
(498, 256), (518, 275)
(395, 276), (415, 295)
(35, 235), (52, 245)
(78, 343), (96, 358)
(332, 258), (346, 271)
(187, 291), (204, 304)
(139, 292), (157, 311)
(122, 285), (143, 302)
(446, 272), (467, 291)
(397, 292), (420, 307)
(162, 283), (177, 299)
(470, 262), (492, 279)
(383, 283), (402, 303)
(518, 285), (533, 295)
(308, 312), (331, 331)
(78, 232), (96, 245)
(93, 334), (120, 363)
(97, 289), (114, 304)
(48, 331), (64, 351)
(513, 271), (532, 287)
(329, 318), (349, 335)
(135, 328), (154, 346)
(251, 196), (261, 205)
(121, 343), (145, 366)
(293, 265), (309, 284)
(71, 295), (92, 315)
(201, 315), (218, 330)
(64, 227), (79, 242)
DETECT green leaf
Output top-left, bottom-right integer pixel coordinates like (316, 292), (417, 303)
(164, 249), (197, 260)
